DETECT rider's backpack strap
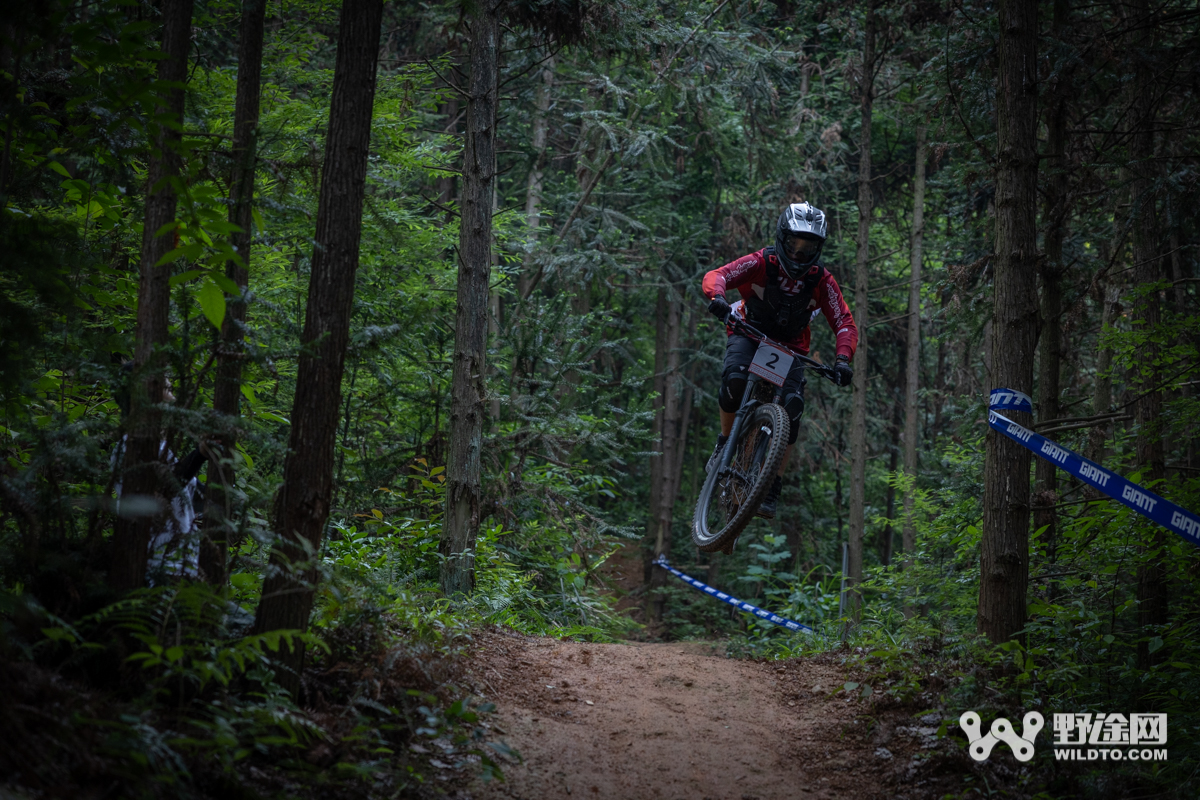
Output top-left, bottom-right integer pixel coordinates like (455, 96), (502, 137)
(763, 246), (780, 282)
(802, 264), (827, 294)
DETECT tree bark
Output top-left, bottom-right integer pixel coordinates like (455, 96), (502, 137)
(111, 0), (194, 594)
(251, 0), (383, 691)
(901, 122), (926, 563)
(979, 0), (1038, 644)
(846, 0), (875, 623)
(440, 1), (499, 598)
(200, 0), (268, 586)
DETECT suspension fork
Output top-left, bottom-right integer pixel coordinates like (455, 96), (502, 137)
(714, 373), (763, 475)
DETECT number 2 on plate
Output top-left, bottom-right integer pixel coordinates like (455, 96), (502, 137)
(749, 343), (794, 387)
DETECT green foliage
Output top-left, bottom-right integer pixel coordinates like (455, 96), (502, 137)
(314, 468), (635, 643)
(839, 443), (1199, 796)
(7, 584), (320, 785)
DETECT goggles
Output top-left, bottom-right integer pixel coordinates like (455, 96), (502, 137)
(782, 233), (822, 263)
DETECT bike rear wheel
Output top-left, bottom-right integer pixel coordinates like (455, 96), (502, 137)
(691, 403), (790, 553)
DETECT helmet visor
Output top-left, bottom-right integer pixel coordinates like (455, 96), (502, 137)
(782, 233), (822, 264)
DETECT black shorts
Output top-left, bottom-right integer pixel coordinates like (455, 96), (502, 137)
(720, 334), (806, 442)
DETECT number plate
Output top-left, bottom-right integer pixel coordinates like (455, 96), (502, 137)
(748, 342), (794, 386)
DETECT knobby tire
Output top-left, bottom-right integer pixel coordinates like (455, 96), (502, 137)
(691, 403), (790, 553)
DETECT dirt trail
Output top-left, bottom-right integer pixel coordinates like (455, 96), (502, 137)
(467, 631), (946, 800)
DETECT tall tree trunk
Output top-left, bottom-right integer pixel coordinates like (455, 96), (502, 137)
(111, 0), (194, 594)
(668, 348), (697, 524)
(0, 31), (19, 198)
(846, 0), (875, 622)
(1033, 0), (1070, 567)
(1166, 205), (1195, 471)
(489, 183), (502, 422)
(881, 369), (903, 566)
(251, 0), (383, 691)
(660, 309), (695, 548)
(200, 0), (268, 586)
(647, 288), (682, 622)
(643, 288), (666, 590)
(440, 1), (499, 598)
(932, 296), (947, 437)
(1084, 266), (1121, 464)
(902, 122), (926, 563)
(508, 59), (554, 412)
(979, 0), (1038, 644)
(1128, 8), (1167, 667)
(517, 57), (554, 299)
(1165, 201), (1185, 316)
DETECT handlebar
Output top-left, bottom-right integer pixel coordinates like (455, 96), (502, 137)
(723, 313), (838, 383)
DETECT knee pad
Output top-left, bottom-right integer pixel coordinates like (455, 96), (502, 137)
(783, 391), (805, 423)
(783, 391), (804, 444)
(719, 366), (747, 414)
(720, 377), (746, 413)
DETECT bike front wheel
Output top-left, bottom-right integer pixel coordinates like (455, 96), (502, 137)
(691, 403), (790, 553)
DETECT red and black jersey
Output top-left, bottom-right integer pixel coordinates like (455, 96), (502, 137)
(702, 247), (858, 360)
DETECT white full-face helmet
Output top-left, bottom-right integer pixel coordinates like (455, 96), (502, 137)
(775, 202), (827, 278)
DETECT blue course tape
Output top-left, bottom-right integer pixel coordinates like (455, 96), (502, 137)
(652, 556), (814, 634)
(989, 388), (1033, 414)
(988, 388), (1200, 547)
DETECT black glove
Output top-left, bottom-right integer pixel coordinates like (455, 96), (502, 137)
(708, 294), (732, 322)
(834, 355), (853, 387)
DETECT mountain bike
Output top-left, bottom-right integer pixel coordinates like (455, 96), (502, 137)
(691, 314), (837, 553)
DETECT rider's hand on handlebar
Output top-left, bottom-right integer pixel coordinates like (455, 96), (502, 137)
(833, 355), (853, 387)
(707, 294), (732, 323)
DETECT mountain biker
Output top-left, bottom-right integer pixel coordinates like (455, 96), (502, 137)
(702, 202), (858, 519)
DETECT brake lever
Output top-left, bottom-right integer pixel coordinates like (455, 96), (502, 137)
(727, 315), (762, 340)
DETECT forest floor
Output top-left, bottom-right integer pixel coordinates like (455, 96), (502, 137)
(463, 629), (974, 800)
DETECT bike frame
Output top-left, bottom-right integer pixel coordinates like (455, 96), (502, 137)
(711, 317), (835, 479)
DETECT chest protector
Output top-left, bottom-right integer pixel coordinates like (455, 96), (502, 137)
(742, 247), (827, 340)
